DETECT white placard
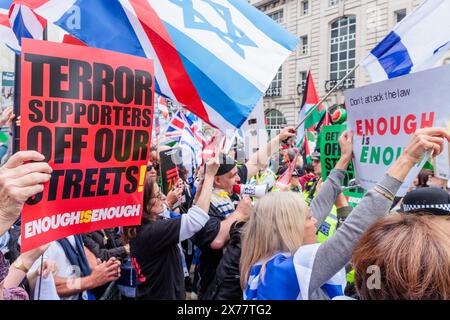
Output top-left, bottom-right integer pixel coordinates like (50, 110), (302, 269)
(238, 99), (268, 160)
(345, 65), (450, 196)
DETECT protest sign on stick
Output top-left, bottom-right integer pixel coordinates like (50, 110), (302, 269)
(346, 64), (450, 196)
(19, 39), (154, 252)
(159, 148), (181, 196)
(319, 124), (365, 206)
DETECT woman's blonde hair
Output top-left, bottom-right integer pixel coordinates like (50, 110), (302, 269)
(240, 191), (308, 289)
(352, 213), (450, 300)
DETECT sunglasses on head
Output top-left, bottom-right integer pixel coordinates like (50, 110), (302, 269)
(147, 163), (160, 172)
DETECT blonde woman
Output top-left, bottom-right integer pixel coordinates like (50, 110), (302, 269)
(240, 128), (450, 300)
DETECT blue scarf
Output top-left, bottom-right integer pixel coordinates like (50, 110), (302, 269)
(244, 243), (346, 300)
(57, 235), (91, 277)
(57, 235), (95, 300)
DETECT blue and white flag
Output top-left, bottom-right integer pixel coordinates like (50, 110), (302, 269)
(362, 0), (450, 82)
(244, 243), (347, 300)
(35, 0), (298, 132)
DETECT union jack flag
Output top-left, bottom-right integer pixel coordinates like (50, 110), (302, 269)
(0, 0), (19, 51)
(8, 0), (46, 46)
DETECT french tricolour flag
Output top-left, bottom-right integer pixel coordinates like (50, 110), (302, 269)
(362, 0), (450, 82)
(35, 0), (298, 131)
(0, 0), (20, 51)
(8, 0), (47, 46)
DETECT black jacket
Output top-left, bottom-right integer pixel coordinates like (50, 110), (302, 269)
(203, 221), (245, 300)
(82, 229), (128, 262)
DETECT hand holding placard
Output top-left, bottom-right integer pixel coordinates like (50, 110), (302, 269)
(19, 39), (154, 252)
(0, 151), (52, 236)
(387, 128), (450, 182)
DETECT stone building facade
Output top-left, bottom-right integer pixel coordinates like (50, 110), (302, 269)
(248, 0), (450, 138)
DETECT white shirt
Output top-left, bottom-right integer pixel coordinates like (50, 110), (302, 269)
(31, 236), (87, 300)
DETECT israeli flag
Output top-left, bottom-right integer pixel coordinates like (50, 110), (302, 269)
(362, 0), (450, 82)
(35, 0), (298, 132)
(244, 243), (347, 300)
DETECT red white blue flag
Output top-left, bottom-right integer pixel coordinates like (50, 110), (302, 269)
(0, 0), (19, 51)
(8, 0), (46, 46)
(35, 0), (298, 131)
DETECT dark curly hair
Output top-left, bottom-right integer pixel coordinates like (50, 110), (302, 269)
(123, 176), (157, 243)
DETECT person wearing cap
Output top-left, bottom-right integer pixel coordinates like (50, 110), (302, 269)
(191, 127), (296, 299)
(399, 187), (450, 215)
(303, 150), (323, 205)
(311, 150), (322, 176)
(290, 168), (304, 193)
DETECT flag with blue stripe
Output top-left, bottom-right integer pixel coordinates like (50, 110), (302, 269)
(362, 0), (450, 82)
(244, 243), (347, 300)
(35, 0), (298, 132)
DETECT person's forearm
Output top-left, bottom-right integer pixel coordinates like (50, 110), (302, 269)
(54, 275), (96, 297)
(387, 154), (418, 182)
(308, 173), (403, 298)
(3, 267), (27, 289)
(334, 155), (351, 171)
(310, 169), (346, 227)
(0, 215), (17, 238)
(179, 206), (210, 242)
(246, 136), (281, 178)
(210, 212), (241, 250)
(195, 174), (214, 213)
(4, 255), (39, 288)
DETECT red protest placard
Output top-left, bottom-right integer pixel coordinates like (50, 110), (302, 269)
(19, 39), (154, 252)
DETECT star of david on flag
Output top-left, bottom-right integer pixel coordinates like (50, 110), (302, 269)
(35, 0), (299, 131)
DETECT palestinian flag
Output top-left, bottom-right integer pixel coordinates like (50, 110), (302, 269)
(296, 71), (325, 145)
(313, 107), (331, 134)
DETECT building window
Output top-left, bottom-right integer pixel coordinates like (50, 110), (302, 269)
(266, 67), (282, 97)
(300, 35), (309, 55)
(394, 9), (407, 23)
(329, 0), (341, 7)
(301, 0), (309, 15)
(330, 16), (356, 84)
(267, 10), (283, 24)
(297, 71), (308, 95)
(265, 109), (287, 139)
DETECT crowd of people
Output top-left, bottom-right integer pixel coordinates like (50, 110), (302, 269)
(0, 103), (450, 300)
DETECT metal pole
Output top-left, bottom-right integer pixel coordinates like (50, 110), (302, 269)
(295, 63), (360, 131)
(12, 54), (20, 154)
